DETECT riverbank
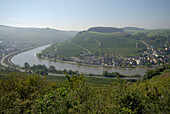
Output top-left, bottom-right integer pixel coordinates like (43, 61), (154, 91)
(11, 44), (153, 76)
(2, 52), (139, 80)
(1, 44), (49, 68)
(40, 56), (157, 69)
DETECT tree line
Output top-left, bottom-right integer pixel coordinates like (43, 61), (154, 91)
(24, 62), (79, 76)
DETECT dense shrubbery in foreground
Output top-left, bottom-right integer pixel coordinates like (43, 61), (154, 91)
(0, 69), (170, 113)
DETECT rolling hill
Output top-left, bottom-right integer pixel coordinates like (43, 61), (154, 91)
(0, 25), (78, 44)
(43, 27), (147, 57)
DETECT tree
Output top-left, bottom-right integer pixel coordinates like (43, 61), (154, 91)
(102, 71), (108, 76)
(63, 69), (67, 74)
(35, 69), (48, 76)
(48, 66), (56, 73)
(143, 70), (154, 80)
(68, 70), (73, 75)
(24, 62), (30, 69)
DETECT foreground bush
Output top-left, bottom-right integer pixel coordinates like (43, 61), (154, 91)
(0, 73), (54, 113)
(0, 71), (170, 113)
(32, 74), (170, 113)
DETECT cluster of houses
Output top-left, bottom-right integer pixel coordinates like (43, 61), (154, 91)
(0, 39), (34, 61)
(39, 44), (169, 67)
(77, 48), (169, 67)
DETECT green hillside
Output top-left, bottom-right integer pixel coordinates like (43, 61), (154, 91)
(43, 29), (146, 57)
(130, 29), (170, 49)
(55, 41), (84, 57)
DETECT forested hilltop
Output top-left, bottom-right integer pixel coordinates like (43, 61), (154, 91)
(0, 64), (170, 113)
(41, 27), (170, 67)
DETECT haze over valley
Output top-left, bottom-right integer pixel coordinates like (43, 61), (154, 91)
(0, 25), (78, 44)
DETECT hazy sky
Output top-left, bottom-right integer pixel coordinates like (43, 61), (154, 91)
(0, 0), (170, 30)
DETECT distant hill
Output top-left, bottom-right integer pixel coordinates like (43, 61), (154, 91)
(0, 25), (78, 44)
(122, 27), (145, 32)
(87, 27), (145, 33)
(87, 27), (124, 33)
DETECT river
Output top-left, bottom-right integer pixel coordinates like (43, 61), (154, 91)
(11, 44), (153, 76)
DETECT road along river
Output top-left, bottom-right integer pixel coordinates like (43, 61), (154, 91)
(11, 44), (153, 76)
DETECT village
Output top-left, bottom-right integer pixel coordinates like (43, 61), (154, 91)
(39, 44), (170, 67)
(0, 39), (34, 61)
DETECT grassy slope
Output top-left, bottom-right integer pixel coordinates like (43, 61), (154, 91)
(43, 31), (146, 57)
(93, 32), (145, 56)
(57, 41), (84, 57)
(42, 46), (55, 53)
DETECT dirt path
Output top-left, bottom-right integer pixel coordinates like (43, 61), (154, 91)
(69, 41), (91, 54)
(95, 39), (101, 48)
(140, 40), (150, 50)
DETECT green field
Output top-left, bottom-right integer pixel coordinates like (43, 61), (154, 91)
(43, 31), (147, 57)
(46, 75), (122, 87)
(0, 69), (129, 88)
(85, 77), (118, 87)
(46, 75), (66, 83)
(0, 73), (133, 88)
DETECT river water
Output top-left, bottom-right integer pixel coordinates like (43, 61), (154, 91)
(11, 44), (153, 76)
